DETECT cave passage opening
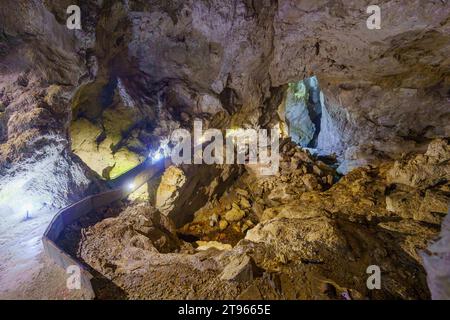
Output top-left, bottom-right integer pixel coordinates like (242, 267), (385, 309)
(69, 75), (155, 182)
(279, 76), (342, 169)
(280, 76), (323, 150)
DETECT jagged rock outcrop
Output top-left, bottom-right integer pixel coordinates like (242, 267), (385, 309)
(156, 163), (242, 227)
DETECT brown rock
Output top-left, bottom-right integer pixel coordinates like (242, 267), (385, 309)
(220, 255), (259, 282)
(224, 207), (246, 222)
(301, 174), (320, 191)
(219, 220), (229, 231)
(240, 197), (251, 209)
(235, 188), (249, 197)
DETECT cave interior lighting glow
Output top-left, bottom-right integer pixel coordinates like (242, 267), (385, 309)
(149, 138), (171, 164)
(22, 203), (34, 221)
(127, 182), (135, 191)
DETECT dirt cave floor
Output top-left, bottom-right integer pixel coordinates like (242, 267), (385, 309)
(56, 139), (449, 300)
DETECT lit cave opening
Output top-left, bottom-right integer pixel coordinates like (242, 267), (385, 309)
(281, 76), (323, 150)
(70, 76), (150, 181)
(278, 77), (341, 171)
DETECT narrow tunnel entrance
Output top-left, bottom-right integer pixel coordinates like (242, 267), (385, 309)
(278, 76), (342, 170)
(280, 76), (323, 149)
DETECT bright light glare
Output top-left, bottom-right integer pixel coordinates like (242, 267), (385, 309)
(127, 182), (135, 191)
(149, 140), (171, 164)
(152, 151), (163, 162)
(21, 203), (35, 221)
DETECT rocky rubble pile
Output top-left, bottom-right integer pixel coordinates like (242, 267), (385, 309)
(178, 140), (338, 246)
(240, 139), (449, 299)
(64, 202), (250, 299)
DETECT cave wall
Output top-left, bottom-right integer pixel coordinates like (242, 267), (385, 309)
(0, 0), (103, 209)
(270, 0), (450, 161)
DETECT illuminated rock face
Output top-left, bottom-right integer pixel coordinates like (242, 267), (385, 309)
(70, 118), (143, 179)
(283, 77), (323, 148)
(284, 81), (316, 147)
(156, 166), (187, 214)
(0, 1), (101, 210)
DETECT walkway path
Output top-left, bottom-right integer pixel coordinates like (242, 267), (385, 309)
(0, 157), (166, 299)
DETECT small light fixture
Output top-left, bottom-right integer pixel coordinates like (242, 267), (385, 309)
(150, 150), (164, 164)
(153, 151), (162, 161)
(148, 140), (170, 163)
(127, 182), (135, 191)
(23, 203), (33, 221)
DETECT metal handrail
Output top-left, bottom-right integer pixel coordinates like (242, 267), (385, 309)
(42, 159), (166, 299)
